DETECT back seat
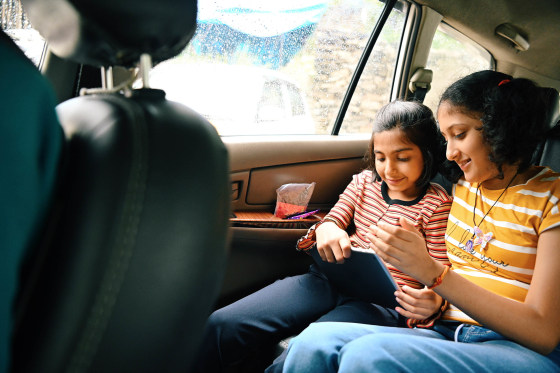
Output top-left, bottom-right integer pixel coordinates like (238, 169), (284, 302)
(535, 87), (560, 171)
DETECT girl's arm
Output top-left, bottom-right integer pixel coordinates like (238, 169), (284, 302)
(369, 219), (560, 354)
(302, 173), (366, 262)
(393, 194), (452, 323)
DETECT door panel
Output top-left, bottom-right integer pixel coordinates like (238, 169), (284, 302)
(217, 135), (369, 307)
(246, 159), (362, 205)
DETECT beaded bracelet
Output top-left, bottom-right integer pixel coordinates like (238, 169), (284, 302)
(427, 265), (451, 290)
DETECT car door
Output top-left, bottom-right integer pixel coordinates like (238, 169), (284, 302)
(212, 0), (494, 307)
(190, 0), (412, 307)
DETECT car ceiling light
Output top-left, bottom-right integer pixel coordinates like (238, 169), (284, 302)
(495, 23), (530, 51)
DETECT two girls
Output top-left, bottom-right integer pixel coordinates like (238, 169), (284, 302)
(193, 100), (453, 372)
(282, 70), (560, 372)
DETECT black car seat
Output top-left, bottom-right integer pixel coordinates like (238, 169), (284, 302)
(534, 87), (560, 171)
(8, 0), (230, 372)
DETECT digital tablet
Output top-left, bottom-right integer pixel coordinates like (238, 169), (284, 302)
(309, 246), (399, 308)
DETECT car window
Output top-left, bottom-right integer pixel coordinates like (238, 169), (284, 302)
(338, 2), (408, 134)
(286, 82), (306, 117)
(1, 0), (46, 67)
(148, 0), (403, 136)
(424, 23), (492, 112)
(258, 80), (287, 122)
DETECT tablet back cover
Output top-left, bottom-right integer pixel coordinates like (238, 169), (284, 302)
(309, 247), (399, 308)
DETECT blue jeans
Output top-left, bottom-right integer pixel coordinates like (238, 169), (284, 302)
(191, 265), (406, 372)
(283, 322), (560, 373)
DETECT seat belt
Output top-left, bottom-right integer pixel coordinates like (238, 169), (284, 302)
(408, 68), (433, 103)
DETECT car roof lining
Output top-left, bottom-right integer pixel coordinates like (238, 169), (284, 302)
(415, 0), (560, 80)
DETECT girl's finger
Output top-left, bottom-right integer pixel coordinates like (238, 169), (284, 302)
(320, 246), (335, 263)
(395, 293), (435, 319)
(340, 236), (352, 259)
(395, 291), (430, 309)
(317, 246), (327, 261)
(396, 307), (433, 320)
(398, 217), (423, 237)
(369, 226), (406, 265)
(369, 235), (391, 256)
(375, 223), (411, 250)
(377, 219), (422, 246)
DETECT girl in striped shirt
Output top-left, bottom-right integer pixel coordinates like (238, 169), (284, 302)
(194, 100), (452, 373)
(282, 71), (560, 373)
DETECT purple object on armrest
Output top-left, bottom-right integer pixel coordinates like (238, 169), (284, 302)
(286, 209), (320, 220)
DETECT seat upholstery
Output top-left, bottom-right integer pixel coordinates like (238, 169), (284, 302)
(9, 0), (230, 371)
(539, 123), (560, 171)
(11, 90), (230, 373)
(536, 88), (560, 171)
(20, 0), (197, 68)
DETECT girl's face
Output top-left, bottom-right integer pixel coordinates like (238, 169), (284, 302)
(437, 101), (499, 186)
(373, 128), (424, 201)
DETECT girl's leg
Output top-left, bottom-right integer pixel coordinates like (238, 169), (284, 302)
(191, 265), (338, 373)
(283, 323), (440, 373)
(314, 299), (405, 325)
(338, 333), (559, 373)
(282, 322), (559, 373)
(266, 300), (405, 373)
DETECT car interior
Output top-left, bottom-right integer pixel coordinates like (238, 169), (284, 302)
(2, 0), (230, 372)
(1, 0), (560, 371)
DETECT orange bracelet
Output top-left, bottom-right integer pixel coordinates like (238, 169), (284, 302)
(427, 265), (451, 289)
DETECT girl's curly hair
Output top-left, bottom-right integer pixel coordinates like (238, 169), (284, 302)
(438, 70), (548, 183)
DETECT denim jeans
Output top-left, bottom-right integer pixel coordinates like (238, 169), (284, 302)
(283, 322), (560, 373)
(191, 265), (406, 372)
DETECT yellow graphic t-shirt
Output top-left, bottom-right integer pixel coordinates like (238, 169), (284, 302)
(443, 167), (560, 323)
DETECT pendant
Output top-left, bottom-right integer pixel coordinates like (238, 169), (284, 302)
(465, 239), (474, 253)
(473, 226), (493, 251)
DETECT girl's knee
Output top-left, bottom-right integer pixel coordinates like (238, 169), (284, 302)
(288, 323), (323, 348)
(339, 334), (415, 372)
(205, 307), (244, 341)
(206, 308), (228, 330)
(287, 323), (341, 356)
(292, 322), (344, 344)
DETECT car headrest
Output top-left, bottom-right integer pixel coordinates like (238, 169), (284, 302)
(542, 87), (560, 130)
(21, 0), (197, 67)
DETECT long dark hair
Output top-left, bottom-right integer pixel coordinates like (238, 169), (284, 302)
(364, 100), (445, 189)
(438, 70), (548, 183)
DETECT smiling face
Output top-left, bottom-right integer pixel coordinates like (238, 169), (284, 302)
(437, 101), (503, 187)
(373, 128), (424, 201)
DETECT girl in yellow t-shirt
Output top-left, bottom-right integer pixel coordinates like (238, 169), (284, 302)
(282, 70), (560, 373)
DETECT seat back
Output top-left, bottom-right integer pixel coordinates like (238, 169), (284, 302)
(536, 88), (560, 171)
(539, 123), (560, 171)
(10, 0), (230, 371)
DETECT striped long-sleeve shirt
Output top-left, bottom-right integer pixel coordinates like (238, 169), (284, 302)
(443, 166), (560, 323)
(297, 170), (452, 289)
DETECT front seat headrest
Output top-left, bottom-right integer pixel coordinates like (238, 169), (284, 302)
(21, 0), (197, 67)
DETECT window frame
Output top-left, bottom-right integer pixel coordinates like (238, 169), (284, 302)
(330, 0), (400, 135)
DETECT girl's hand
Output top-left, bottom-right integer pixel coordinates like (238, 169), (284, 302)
(367, 217), (442, 286)
(315, 221), (352, 263)
(394, 285), (443, 320)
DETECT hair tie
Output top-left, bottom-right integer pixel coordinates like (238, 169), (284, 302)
(498, 79), (511, 86)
